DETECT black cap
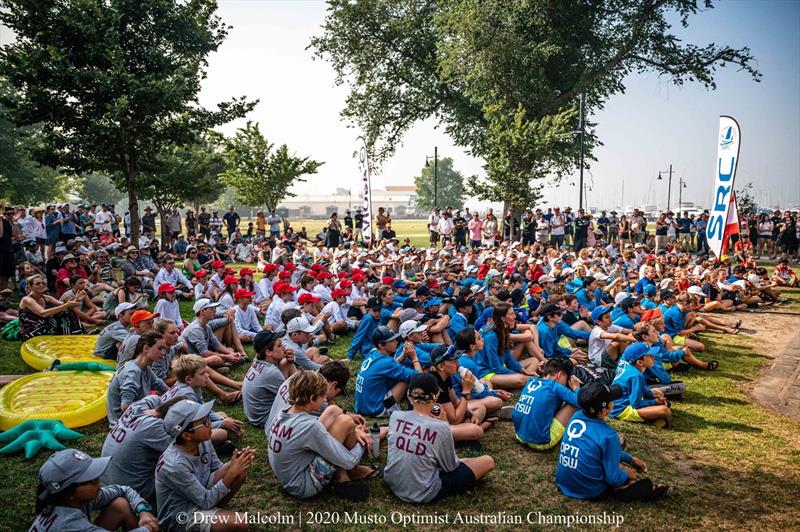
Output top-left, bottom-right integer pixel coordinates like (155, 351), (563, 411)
(578, 381), (623, 415)
(539, 302), (564, 317)
(402, 297), (421, 310)
(407, 373), (440, 402)
(253, 329), (286, 354)
(366, 297), (382, 311)
(415, 285), (431, 297)
(659, 289), (675, 300)
(453, 297), (472, 310)
(619, 296), (639, 310)
(430, 345), (459, 365)
(371, 325), (401, 346)
(496, 289), (511, 302)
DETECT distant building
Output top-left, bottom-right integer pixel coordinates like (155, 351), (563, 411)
(278, 185), (418, 218)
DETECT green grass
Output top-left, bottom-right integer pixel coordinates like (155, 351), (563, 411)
(1, 289), (799, 530)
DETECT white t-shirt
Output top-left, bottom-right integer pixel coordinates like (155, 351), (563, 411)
(428, 214), (441, 232)
(588, 325), (623, 366)
(550, 215), (565, 236)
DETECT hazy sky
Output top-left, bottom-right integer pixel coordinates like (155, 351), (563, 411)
(3, 1), (799, 211)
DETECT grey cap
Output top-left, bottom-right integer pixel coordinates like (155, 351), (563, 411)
(54, 245), (68, 254)
(38, 449), (111, 499)
(286, 316), (322, 334)
(398, 307), (424, 324)
(163, 399), (216, 439)
(114, 301), (137, 317)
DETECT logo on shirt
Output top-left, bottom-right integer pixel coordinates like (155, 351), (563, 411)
(566, 419), (587, 441)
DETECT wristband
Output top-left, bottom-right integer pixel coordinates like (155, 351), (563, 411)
(134, 502), (152, 516)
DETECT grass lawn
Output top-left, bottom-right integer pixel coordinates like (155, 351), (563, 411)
(1, 286), (799, 529)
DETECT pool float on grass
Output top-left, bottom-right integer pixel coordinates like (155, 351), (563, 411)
(19, 335), (112, 371)
(0, 420), (84, 459)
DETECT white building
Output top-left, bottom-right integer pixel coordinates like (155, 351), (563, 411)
(278, 186), (418, 218)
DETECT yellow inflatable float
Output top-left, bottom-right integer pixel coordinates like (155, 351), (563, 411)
(19, 335), (112, 371)
(0, 370), (113, 430)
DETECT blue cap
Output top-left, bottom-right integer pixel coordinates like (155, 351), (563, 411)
(622, 342), (659, 363)
(423, 297), (442, 309)
(392, 279), (408, 289)
(591, 306), (613, 322)
(643, 284), (656, 296)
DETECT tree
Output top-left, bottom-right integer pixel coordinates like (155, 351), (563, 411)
(138, 132), (227, 248)
(735, 181), (758, 217)
(311, 0), (760, 221)
(220, 122), (323, 211)
(0, 0), (255, 243)
(75, 174), (125, 207)
(413, 156), (464, 211)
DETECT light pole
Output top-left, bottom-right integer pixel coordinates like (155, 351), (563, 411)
(657, 164), (673, 211)
(425, 146), (439, 208)
(678, 177), (687, 212)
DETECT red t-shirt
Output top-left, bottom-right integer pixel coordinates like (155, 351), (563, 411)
(55, 267), (87, 298)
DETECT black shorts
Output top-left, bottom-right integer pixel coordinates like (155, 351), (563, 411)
(432, 462), (476, 502)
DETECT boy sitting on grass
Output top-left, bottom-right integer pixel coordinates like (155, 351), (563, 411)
(639, 309), (719, 371)
(513, 359), (581, 450)
(162, 355), (243, 448)
(610, 343), (672, 428)
(242, 329), (296, 428)
(384, 373), (495, 503)
(156, 400), (256, 531)
(268, 370), (377, 501)
(587, 306), (635, 370)
(556, 381), (668, 501)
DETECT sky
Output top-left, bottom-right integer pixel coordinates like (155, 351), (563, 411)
(3, 1), (799, 211)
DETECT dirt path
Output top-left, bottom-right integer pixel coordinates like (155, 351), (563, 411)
(740, 310), (800, 420)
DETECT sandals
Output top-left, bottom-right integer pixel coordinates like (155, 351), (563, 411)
(221, 391), (242, 406)
(733, 319), (742, 329)
(616, 479), (654, 502)
(705, 360), (719, 371)
(646, 483), (670, 501)
(332, 480), (370, 501)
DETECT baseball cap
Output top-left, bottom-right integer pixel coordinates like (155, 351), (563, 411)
(399, 307), (424, 324)
(223, 275), (239, 286)
(262, 263), (279, 274)
(163, 399), (216, 439)
(538, 275), (556, 283)
(371, 325), (401, 346)
(131, 309), (159, 325)
(275, 283), (297, 294)
(297, 293), (321, 305)
(578, 381), (623, 416)
(392, 279), (408, 289)
(640, 308), (663, 322)
(529, 285), (543, 294)
(381, 276), (395, 286)
(591, 306), (613, 322)
(623, 342), (659, 363)
(453, 297), (472, 310)
(193, 298), (220, 314)
(485, 268), (501, 280)
(157, 283), (176, 295)
(62, 254), (76, 261)
(539, 302), (564, 317)
(211, 260), (225, 269)
(339, 279), (353, 288)
(619, 296), (639, 310)
(366, 297), (382, 311)
(286, 316), (322, 334)
(331, 288), (349, 299)
(253, 329), (286, 353)
(114, 302), (137, 318)
(423, 297), (442, 310)
(407, 373), (440, 402)
(659, 289), (675, 300)
(234, 288), (255, 300)
(643, 284), (657, 296)
(687, 286), (705, 297)
(316, 271), (333, 280)
(37, 449), (111, 500)
(194, 269), (208, 278)
(399, 319), (427, 338)
(430, 344), (459, 365)
(659, 278), (674, 289)
(238, 267), (254, 276)
(54, 245), (68, 254)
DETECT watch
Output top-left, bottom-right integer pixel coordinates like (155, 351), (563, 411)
(134, 502), (152, 516)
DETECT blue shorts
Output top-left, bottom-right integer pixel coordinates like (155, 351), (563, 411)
(432, 462), (477, 502)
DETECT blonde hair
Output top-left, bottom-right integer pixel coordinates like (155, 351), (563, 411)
(172, 354), (207, 382)
(153, 318), (176, 335)
(288, 370), (328, 406)
(632, 322), (653, 341)
(25, 274), (46, 294)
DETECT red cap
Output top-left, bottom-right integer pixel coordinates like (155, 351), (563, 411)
(352, 268), (364, 275)
(317, 271), (333, 279)
(211, 260), (225, 269)
(640, 308), (663, 322)
(157, 283), (176, 294)
(194, 269), (208, 278)
(331, 288), (349, 299)
(234, 288), (255, 300)
(278, 270), (292, 280)
(238, 267), (254, 276)
(350, 273), (365, 282)
(262, 263), (279, 273)
(339, 279), (353, 288)
(223, 275), (239, 285)
(337, 271), (349, 279)
(224, 267), (236, 275)
(276, 283), (296, 294)
(529, 285), (543, 294)
(131, 310), (159, 325)
(284, 262), (296, 271)
(382, 276), (395, 285)
(427, 279), (440, 289)
(298, 293), (321, 304)
(646, 254), (656, 261)
(310, 264), (325, 272)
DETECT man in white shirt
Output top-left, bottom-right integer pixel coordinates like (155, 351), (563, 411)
(93, 205), (114, 234)
(550, 207), (566, 247)
(436, 211), (454, 245)
(153, 254), (193, 298)
(428, 207), (441, 248)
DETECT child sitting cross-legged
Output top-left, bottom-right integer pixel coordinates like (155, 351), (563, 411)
(641, 308), (719, 371)
(610, 343), (673, 428)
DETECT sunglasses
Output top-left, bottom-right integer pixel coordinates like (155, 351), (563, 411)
(187, 417), (211, 432)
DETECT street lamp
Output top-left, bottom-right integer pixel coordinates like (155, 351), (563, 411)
(678, 178), (687, 212)
(425, 146), (439, 208)
(657, 164), (673, 211)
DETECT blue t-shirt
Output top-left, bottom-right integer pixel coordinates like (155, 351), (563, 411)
(662, 306), (686, 337)
(451, 354), (497, 399)
(395, 342), (437, 368)
(537, 321), (572, 360)
(612, 312), (636, 330)
(513, 377), (579, 444)
(347, 313), (378, 360)
(555, 410), (632, 499)
(476, 329), (523, 377)
(634, 277), (655, 295)
(610, 359), (657, 417)
(645, 341), (685, 384)
(354, 349), (419, 416)
(448, 312), (470, 343)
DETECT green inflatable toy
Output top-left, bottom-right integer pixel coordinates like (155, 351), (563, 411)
(51, 361), (115, 372)
(0, 420), (85, 459)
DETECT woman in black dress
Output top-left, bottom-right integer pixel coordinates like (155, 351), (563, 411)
(18, 274), (84, 339)
(618, 214), (631, 253)
(325, 212), (342, 250)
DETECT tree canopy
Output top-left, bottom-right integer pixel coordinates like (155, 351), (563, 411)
(0, 0), (255, 242)
(311, 0), (760, 212)
(75, 174), (125, 207)
(413, 156), (464, 211)
(220, 122), (323, 211)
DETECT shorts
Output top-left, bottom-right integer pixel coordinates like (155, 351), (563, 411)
(209, 317), (229, 331)
(308, 454), (336, 494)
(672, 335), (686, 346)
(515, 419), (565, 450)
(431, 462), (477, 502)
(481, 372), (496, 381)
(557, 335), (572, 349)
(600, 350), (618, 370)
(616, 405), (644, 423)
(185, 507), (221, 532)
(377, 390), (402, 418)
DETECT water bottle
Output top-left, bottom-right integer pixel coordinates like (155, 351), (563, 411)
(458, 366), (485, 394)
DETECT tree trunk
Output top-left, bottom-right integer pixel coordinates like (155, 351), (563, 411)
(155, 202), (170, 251)
(127, 172), (141, 246)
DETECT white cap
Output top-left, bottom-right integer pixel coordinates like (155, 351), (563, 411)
(399, 320), (427, 338)
(193, 298), (220, 314)
(660, 278), (674, 289)
(614, 292), (630, 305)
(114, 302), (137, 318)
(485, 268), (501, 279)
(687, 286), (705, 297)
(286, 316), (322, 334)
(562, 267), (574, 275)
(594, 273), (609, 282)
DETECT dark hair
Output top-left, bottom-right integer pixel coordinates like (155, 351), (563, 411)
(155, 396), (186, 418)
(299, 275), (316, 289)
(69, 275), (83, 286)
(542, 358), (573, 377)
(36, 482), (79, 514)
(319, 360), (351, 392)
(124, 276), (141, 289)
(134, 330), (164, 358)
(455, 326), (477, 351)
(376, 285), (392, 300)
(281, 307), (302, 325)
(493, 303), (513, 353)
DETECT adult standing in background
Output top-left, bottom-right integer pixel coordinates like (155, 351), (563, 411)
(428, 207), (441, 248)
(185, 209), (197, 238)
(254, 210), (267, 237)
(452, 210), (467, 248)
(482, 210), (498, 247)
(550, 207), (566, 248)
(343, 209), (353, 234)
(468, 212), (483, 249)
(59, 203), (78, 244)
(198, 206), (211, 238)
(325, 212), (343, 250)
(223, 205), (240, 240)
(94, 204), (114, 234)
(267, 209), (282, 239)
(375, 207), (390, 237)
(0, 206), (15, 291)
(608, 211), (619, 242)
(44, 204), (62, 259)
(141, 207), (157, 238)
(354, 208), (364, 241)
(166, 208), (182, 245)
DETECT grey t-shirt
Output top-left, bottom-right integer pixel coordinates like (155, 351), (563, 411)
(588, 325), (623, 366)
(180, 320), (222, 355)
(161, 382), (223, 429)
(383, 409), (460, 503)
(116, 332), (141, 369)
(282, 337), (321, 371)
(29, 485), (149, 532)
(150, 345), (176, 381)
(266, 374), (328, 432)
(106, 360), (168, 425)
(93, 321), (130, 360)
(242, 359), (285, 428)
(267, 410), (363, 499)
(101, 396), (170, 502)
(155, 441), (228, 531)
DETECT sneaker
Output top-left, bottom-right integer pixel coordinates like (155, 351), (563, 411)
(497, 405), (515, 421)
